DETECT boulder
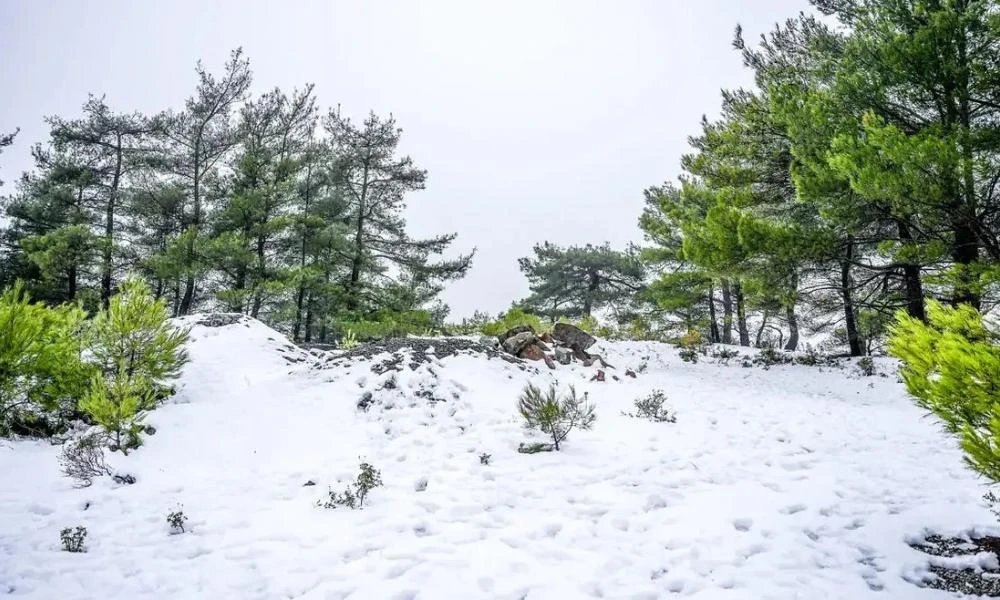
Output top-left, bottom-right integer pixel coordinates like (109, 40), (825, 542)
(590, 369), (606, 382)
(554, 347), (573, 365)
(498, 325), (534, 345)
(503, 331), (537, 355)
(519, 343), (557, 369)
(552, 323), (596, 350)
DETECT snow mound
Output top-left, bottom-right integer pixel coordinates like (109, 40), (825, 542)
(0, 318), (996, 599)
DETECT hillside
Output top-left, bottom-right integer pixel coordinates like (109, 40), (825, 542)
(0, 315), (994, 599)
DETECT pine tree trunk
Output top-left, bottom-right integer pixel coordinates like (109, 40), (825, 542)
(841, 239), (863, 357)
(897, 221), (926, 321)
(734, 282), (750, 346)
(101, 139), (123, 309)
(347, 164), (370, 312)
(179, 149), (201, 316)
(721, 280), (733, 344)
(251, 234), (266, 318)
(784, 305), (799, 351)
(303, 291), (314, 343)
(67, 263), (77, 301)
(953, 26), (981, 310)
(707, 283), (720, 343)
(755, 310), (769, 348)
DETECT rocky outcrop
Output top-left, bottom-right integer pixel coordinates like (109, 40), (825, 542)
(552, 323), (596, 351)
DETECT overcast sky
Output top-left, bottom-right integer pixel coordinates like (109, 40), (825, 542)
(0, 0), (810, 319)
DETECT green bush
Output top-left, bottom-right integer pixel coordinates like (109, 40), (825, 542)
(319, 461), (383, 509)
(60, 526), (87, 553)
(336, 309), (436, 342)
(481, 308), (544, 337)
(0, 281), (92, 436)
(517, 383), (596, 451)
(81, 277), (189, 453)
(889, 301), (1000, 482)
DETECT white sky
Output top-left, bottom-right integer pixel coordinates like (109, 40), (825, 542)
(0, 0), (810, 319)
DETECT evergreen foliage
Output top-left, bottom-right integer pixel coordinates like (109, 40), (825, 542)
(517, 383), (596, 451)
(889, 302), (1000, 482)
(0, 281), (91, 436)
(517, 242), (645, 319)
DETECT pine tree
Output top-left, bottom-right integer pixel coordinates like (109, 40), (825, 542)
(0, 281), (91, 436)
(158, 49), (252, 315)
(324, 110), (472, 319)
(889, 301), (1000, 481)
(517, 242), (645, 320)
(82, 276), (189, 452)
(46, 96), (160, 307)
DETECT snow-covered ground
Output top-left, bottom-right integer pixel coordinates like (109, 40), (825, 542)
(0, 316), (995, 599)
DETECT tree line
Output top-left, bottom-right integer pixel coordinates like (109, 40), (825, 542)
(630, 0), (1000, 356)
(0, 49), (472, 343)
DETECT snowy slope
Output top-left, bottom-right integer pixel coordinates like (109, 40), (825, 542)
(0, 316), (995, 599)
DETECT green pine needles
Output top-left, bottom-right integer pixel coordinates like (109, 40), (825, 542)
(517, 383), (596, 451)
(81, 277), (190, 453)
(0, 281), (91, 436)
(889, 301), (1000, 482)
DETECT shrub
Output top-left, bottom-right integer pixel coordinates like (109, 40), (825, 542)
(60, 526), (87, 552)
(754, 347), (792, 368)
(59, 433), (113, 488)
(81, 277), (189, 453)
(624, 390), (676, 423)
(678, 347), (699, 363)
(337, 310), (438, 342)
(481, 308), (544, 337)
(888, 302), (1000, 481)
(711, 347), (740, 365)
(319, 461), (383, 509)
(677, 329), (704, 348)
(479, 452), (492, 465)
(857, 356), (876, 377)
(167, 506), (188, 534)
(517, 383), (596, 451)
(340, 329), (359, 350)
(0, 281), (92, 437)
(795, 347), (820, 366)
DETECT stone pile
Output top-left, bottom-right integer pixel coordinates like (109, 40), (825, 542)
(497, 322), (613, 370)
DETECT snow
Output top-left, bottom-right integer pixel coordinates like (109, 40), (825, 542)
(1, 316), (996, 599)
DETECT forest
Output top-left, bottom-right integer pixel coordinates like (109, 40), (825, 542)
(0, 49), (472, 345)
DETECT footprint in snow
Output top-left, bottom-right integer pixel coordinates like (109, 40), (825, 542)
(733, 518), (754, 532)
(779, 503), (807, 515)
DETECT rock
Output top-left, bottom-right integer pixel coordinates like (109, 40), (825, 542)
(542, 353), (556, 370)
(499, 325), (534, 345)
(582, 357), (595, 367)
(503, 331), (537, 355)
(112, 473), (136, 485)
(590, 369), (605, 382)
(552, 323), (596, 350)
(303, 480), (316, 487)
(517, 442), (556, 454)
(518, 343), (544, 360)
(625, 369), (637, 378)
(554, 347), (573, 365)
(535, 339), (551, 352)
(539, 332), (553, 344)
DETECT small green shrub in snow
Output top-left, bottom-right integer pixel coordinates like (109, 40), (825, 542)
(60, 526), (87, 552)
(623, 390), (676, 423)
(857, 356), (876, 377)
(319, 462), (383, 509)
(517, 383), (596, 451)
(678, 347), (699, 363)
(167, 506), (188, 534)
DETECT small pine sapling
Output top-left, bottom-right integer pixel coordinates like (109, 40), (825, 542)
(319, 461), (383, 509)
(517, 383), (596, 451)
(60, 526), (87, 552)
(167, 506), (188, 534)
(857, 356), (876, 377)
(623, 390), (676, 423)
